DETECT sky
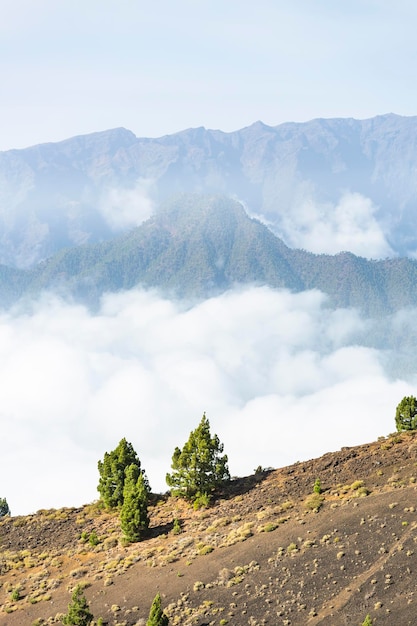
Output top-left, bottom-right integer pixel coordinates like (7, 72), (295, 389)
(2, 1), (417, 515)
(1, 1), (417, 150)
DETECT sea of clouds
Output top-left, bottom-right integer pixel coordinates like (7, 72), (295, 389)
(1, 284), (415, 515)
(277, 192), (395, 259)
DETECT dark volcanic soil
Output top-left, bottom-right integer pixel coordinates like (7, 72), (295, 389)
(1, 431), (417, 625)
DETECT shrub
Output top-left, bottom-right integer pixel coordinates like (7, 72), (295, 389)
(304, 493), (324, 511)
(172, 518), (182, 535)
(193, 492), (211, 510)
(11, 588), (20, 601)
(88, 531), (99, 547)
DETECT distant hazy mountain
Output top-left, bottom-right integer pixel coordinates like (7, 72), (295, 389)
(3, 194), (417, 320)
(3, 114), (417, 267)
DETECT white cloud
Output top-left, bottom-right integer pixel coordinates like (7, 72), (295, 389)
(0, 285), (414, 515)
(98, 179), (155, 231)
(280, 192), (395, 259)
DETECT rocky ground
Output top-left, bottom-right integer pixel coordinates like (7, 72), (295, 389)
(1, 430), (417, 625)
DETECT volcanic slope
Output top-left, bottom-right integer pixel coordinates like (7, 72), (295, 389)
(1, 430), (417, 625)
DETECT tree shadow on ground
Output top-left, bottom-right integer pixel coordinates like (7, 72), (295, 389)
(216, 468), (274, 501)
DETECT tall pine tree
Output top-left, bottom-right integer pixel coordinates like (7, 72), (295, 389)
(97, 438), (149, 508)
(120, 466), (149, 542)
(166, 413), (230, 500)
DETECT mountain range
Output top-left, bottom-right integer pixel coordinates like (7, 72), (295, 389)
(2, 113), (417, 270)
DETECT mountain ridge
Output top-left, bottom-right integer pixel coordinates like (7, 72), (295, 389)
(2, 194), (417, 319)
(3, 114), (417, 267)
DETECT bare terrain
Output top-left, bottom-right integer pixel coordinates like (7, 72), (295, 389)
(1, 430), (417, 625)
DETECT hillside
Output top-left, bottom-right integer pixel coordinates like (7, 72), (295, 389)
(1, 430), (417, 625)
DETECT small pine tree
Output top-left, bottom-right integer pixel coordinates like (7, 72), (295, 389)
(166, 413), (230, 500)
(120, 467), (149, 542)
(147, 593), (169, 626)
(0, 497), (10, 517)
(395, 395), (417, 431)
(62, 585), (93, 625)
(361, 615), (373, 626)
(313, 478), (322, 494)
(97, 438), (149, 508)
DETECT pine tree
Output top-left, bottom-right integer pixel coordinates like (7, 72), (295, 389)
(62, 585), (93, 625)
(166, 413), (230, 500)
(97, 438), (149, 508)
(395, 395), (417, 431)
(120, 466), (149, 542)
(361, 615), (373, 626)
(147, 593), (169, 626)
(0, 497), (10, 517)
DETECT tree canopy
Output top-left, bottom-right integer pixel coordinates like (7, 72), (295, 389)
(97, 438), (149, 508)
(395, 395), (417, 431)
(166, 413), (230, 500)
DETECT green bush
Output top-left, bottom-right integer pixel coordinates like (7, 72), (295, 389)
(172, 518), (182, 535)
(304, 493), (324, 511)
(11, 588), (20, 601)
(88, 531), (99, 547)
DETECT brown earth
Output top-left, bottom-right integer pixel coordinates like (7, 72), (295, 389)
(1, 431), (417, 625)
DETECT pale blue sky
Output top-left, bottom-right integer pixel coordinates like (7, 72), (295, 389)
(1, 0), (417, 150)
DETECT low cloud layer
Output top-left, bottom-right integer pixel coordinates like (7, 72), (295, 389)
(0, 285), (413, 515)
(99, 179), (155, 231)
(279, 192), (395, 259)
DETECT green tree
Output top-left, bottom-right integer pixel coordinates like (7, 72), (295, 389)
(147, 593), (169, 626)
(361, 615), (373, 626)
(120, 466), (149, 542)
(313, 478), (322, 494)
(62, 585), (93, 625)
(166, 413), (230, 500)
(395, 395), (417, 431)
(97, 438), (149, 508)
(0, 497), (10, 517)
